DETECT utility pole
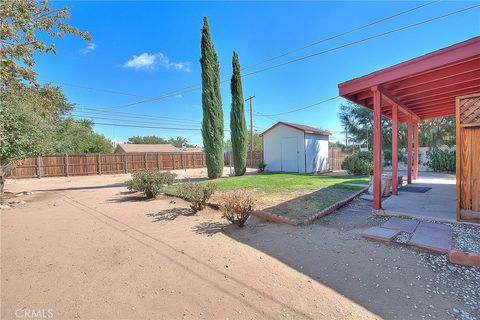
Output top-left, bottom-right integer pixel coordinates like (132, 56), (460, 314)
(245, 95), (255, 167)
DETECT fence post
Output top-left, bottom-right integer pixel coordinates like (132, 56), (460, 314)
(192, 153), (196, 168)
(124, 154), (128, 173)
(181, 153), (185, 169)
(65, 154), (69, 177)
(98, 153), (101, 174)
(157, 153), (160, 170)
(36, 156), (41, 178)
(172, 154), (175, 170)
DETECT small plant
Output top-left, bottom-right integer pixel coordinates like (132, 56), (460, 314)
(257, 161), (266, 172)
(426, 147), (455, 172)
(178, 181), (217, 213)
(127, 170), (177, 199)
(341, 151), (373, 175)
(220, 190), (255, 227)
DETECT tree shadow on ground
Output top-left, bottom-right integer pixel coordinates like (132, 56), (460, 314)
(191, 220), (228, 236)
(147, 207), (194, 222)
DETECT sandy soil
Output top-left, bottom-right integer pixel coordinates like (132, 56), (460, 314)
(2, 171), (478, 319)
(2, 170), (378, 320)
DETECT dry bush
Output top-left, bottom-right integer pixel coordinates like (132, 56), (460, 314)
(219, 189), (255, 227)
(178, 181), (217, 213)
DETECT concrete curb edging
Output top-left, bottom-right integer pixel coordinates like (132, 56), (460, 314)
(448, 250), (480, 268)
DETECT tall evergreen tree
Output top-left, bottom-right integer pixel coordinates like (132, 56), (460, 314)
(230, 52), (247, 176)
(200, 17), (224, 179)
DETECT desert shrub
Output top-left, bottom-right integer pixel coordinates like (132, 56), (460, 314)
(341, 151), (373, 175)
(426, 147), (455, 172)
(257, 161), (266, 172)
(177, 181), (217, 212)
(219, 190), (255, 227)
(127, 170), (177, 198)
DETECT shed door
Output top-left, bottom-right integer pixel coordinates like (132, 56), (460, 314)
(281, 137), (299, 173)
(457, 94), (480, 222)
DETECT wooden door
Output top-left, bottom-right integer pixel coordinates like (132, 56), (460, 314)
(456, 93), (480, 222)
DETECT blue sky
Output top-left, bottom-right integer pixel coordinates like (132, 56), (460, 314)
(36, 1), (479, 146)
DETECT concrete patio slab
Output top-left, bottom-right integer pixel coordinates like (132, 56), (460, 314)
(409, 222), (452, 253)
(382, 217), (419, 233)
(361, 227), (400, 242)
(382, 171), (456, 223)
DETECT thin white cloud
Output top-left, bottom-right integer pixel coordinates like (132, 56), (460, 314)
(123, 52), (191, 72)
(81, 43), (96, 54)
(175, 94), (183, 98)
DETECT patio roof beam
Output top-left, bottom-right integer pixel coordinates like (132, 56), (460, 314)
(372, 87), (382, 211)
(377, 85), (420, 121)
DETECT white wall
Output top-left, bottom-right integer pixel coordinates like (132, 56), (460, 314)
(305, 134), (329, 173)
(263, 125), (305, 173)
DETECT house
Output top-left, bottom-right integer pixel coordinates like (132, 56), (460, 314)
(183, 147), (204, 153)
(338, 36), (480, 222)
(261, 122), (330, 173)
(114, 144), (180, 153)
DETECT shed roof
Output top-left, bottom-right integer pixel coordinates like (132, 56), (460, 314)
(261, 122), (331, 136)
(338, 36), (480, 122)
(115, 144), (180, 153)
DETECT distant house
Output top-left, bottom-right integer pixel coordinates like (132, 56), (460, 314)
(114, 144), (180, 153)
(261, 122), (330, 173)
(183, 147), (204, 153)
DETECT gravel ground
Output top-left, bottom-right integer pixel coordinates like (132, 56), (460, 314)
(393, 231), (412, 244)
(451, 223), (480, 253)
(418, 253), (480, 319)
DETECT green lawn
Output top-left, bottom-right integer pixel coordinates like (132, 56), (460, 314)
(164, 172), (369, 223)
(168, 172), (369, 193)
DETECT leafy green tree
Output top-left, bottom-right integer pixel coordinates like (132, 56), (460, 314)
(0, 0), (91, 89)
(229, 52), (247, 176)
(168, 136), (194, 149)
(225, 131), (263, 151)
(55, 118), (113, 154)
(127, 136), (169, 144)
(200, 17), (224, 179)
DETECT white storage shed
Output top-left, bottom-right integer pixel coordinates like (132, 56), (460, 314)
(261, 122), (330, 173)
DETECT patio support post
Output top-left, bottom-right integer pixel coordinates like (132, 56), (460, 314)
(391, 104), (398, 195)
(407, 115), (413, 184)
(372, 87), (382, 211)
(413, 121), (419, 180)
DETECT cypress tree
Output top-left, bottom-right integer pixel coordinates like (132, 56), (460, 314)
(200, 17), (224, 179)
(230, 51), (247, 176)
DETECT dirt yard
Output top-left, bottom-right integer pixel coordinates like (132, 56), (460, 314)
(1, 170), (479, 319)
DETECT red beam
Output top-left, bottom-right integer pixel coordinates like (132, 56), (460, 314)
(377, 86), (420, 121)
(372, 87), (382, 211)
(339, 38), (480, 95)
(413, 122), (419, 180)
(407, 116), (413, 184)
(392, 104), (398, 195)
(401, 84), (480, 104)
(385, 59), (480, 91)
(394, 76), (480, 99)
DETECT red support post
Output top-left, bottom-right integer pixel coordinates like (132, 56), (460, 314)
(372, 87), (382, 211)
(407, 115), (413, 184)
(391, 104), (398, 195)
(413, 122), (419, 180)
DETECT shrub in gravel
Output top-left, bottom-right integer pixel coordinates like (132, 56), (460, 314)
(127, 170), (177, 199)
(178, 181), (217, 213)
(219, 189), (255, 227)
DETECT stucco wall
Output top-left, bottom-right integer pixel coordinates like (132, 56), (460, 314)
(263, 125), (305, 173)
(305, 134), (329, 173)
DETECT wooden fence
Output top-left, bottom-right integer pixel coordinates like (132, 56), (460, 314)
(329, 148), (348, 171)
(8, 152), (207, 179)
(8, 149), (345, 179)
(224, 151), (263, 167)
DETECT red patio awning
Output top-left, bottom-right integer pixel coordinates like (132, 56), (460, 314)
(338, 37), (480, 122)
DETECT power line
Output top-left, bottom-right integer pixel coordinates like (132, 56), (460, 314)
(90, 122), (201, 131)
(241, 5), (480, 78)
(240, 0), (440, 70)
(257, 96), (340, 116)
(71, 114), (201, 128)
(39, 1), (439, 102)
(96, 4), (480, 111)
(74, 107), (200, 124)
